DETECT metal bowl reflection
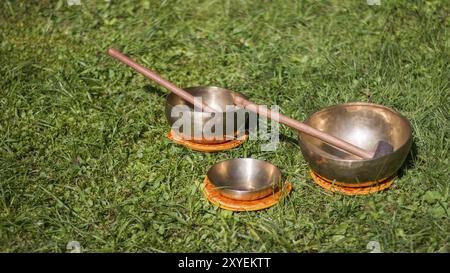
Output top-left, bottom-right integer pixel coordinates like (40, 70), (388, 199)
(298, 103), (412, 183)
(165, 86), (247, 144)
(207, 158), (282, 201)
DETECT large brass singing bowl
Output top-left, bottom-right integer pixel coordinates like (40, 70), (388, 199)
(165, 86), (247, 144)
(298, 103), (412, 183)
(207, 158), (282, 201)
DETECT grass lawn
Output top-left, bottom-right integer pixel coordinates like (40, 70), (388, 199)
(0, 0), (449, 252)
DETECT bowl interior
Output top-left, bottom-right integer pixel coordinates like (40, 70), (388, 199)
(166, 86), (237, 112)
(207, 159), (281, 191)
(301, 103), (412, 160)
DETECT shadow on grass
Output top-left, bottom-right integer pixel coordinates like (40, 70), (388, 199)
(280, 133), (300, 147)
(143, 84), (167, 97)
(397, 141), (418, 179)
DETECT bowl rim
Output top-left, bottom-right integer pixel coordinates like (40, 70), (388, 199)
(206, 158), (282, 195)
(299, 102), (413, 162)
(166, 86), (247, 114)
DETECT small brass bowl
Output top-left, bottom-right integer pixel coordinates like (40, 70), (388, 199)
(298, 103), (412, 184)
(165, 86), (247, 144)
(207, 158), (282, 201)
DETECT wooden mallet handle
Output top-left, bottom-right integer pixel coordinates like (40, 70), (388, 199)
(107, 48), (216, 113)
(233, 96), (374, 159)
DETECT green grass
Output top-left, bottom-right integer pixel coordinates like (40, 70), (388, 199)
(0, 0), (449, 252)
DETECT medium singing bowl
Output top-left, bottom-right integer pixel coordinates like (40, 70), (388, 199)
(207, 158), (282, 201)
(298, 103), (412, 184)
(165, 86), (247, 144)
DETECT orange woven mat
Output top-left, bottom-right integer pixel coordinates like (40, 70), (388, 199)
(310, 170), (395, 195)
(167, 131), (248, 152)
(203, 176), (292, 211)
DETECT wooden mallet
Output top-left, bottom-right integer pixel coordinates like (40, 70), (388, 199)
(107, 48), (393, 159)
